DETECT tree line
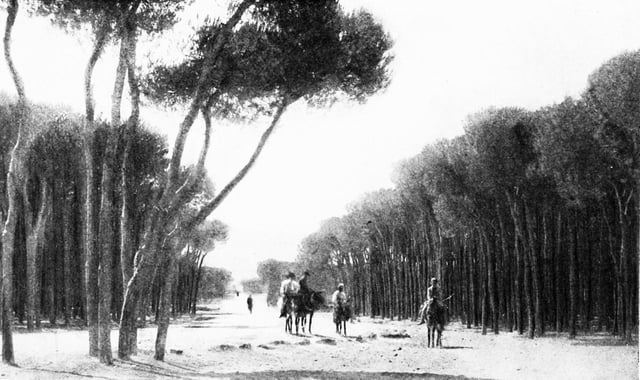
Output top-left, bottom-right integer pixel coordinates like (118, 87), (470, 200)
(294, 50), (640, 342)
(0, 93), (230, 332)
(0, 0), (392, 365)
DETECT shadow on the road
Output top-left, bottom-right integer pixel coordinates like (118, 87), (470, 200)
(440, 346), (474, 350)
(196, 370), (489, 379)
(570, 336), (637, 347)
(22, 368), (112, 379)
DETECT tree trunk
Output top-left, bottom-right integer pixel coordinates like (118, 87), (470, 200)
(2, 0), (26, 364)
(154, 254), (177, 361)
(555, 211), (563, 332)
(569, 209), (578, 338)
(97, 131), (118, 365)
(63, 188), (73, 326)
(25, 179), (51, 330)
(524, 201), (544, 337)
(83, 20), (109, 358)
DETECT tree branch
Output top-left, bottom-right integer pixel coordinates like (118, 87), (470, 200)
(4, 0), (25, 104)
(184, 98), (290, 231)
(84, 19), (110, 123)
(167, 0), (254, 192)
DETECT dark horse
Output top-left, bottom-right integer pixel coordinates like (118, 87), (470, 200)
(294, 291), (325, 335)
(334, 300), (352, 336)
(426, 302), (445, 348)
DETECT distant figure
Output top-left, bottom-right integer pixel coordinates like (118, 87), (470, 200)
(279, 272), (299, 318)
(247, 294), (253, 314)
(236, 291), (240, 297)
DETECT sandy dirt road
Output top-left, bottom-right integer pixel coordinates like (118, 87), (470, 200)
(0, 293), (637, 379)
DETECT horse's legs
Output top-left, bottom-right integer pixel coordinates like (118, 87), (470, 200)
(308, 313), (313, 335)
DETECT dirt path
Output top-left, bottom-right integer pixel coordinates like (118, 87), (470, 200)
(0, 294), (637, 379)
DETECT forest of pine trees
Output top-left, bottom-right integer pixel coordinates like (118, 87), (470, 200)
(295, 50), (640, 342)
(0, 0), (392, 364)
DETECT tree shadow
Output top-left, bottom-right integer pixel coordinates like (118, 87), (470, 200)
(196, 370), (489, 379)
(570, 335), (637, 347)
(118, 358), (195, 379)
(21, 368), (112, 379)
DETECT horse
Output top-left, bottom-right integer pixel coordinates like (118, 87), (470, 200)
(426, 302), (445, 348)
(334, 300), (352, 336)
(294, 290), (325, 335)
(283, 295), (296, 334)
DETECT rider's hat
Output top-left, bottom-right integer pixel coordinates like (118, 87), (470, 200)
(338, 283), (344, 289)
(287, 271), (295, 279)
(431, 277), (438, 283)
(304, 270), (311, 275)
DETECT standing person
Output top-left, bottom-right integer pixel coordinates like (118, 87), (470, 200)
(247, 294), (253, 314)
(279, 272), (299, 318)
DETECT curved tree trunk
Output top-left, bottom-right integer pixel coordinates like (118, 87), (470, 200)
(2, 0), (27, 365)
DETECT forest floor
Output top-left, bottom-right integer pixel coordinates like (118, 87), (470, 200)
(0, 294), (636, 380)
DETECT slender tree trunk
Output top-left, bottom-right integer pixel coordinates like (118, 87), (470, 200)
(24, 180), (51, 331)
(569, 209), (578, 338)
(83, 21), (109, 358)
(192, 253), (207, 314)
(63, 188), (73, 326)
(524, 201), (544, 337)
(154, 254), (177, 361)
(96, 128), (119, 366)
(555, 211), (563, 332)
(2, 0), (26, 364)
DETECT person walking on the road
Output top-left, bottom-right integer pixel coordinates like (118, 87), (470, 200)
(247, 294), (253, 314)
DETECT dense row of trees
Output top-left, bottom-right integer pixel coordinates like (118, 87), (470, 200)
(0, 96), (228, 327)
(1, 0), (392, 365)
(256, 258), (294, 306)
(294, 51), (640, 342)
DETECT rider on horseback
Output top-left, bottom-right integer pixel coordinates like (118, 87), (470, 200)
(279, 271), (300, 318)
(299, 270), (312, 312)
(332, 283), (347, 305)
(418, 277), (443, 325)
(332, 283), (349, 326)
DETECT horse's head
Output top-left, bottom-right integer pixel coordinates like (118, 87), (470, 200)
(311, 291), (326, 306)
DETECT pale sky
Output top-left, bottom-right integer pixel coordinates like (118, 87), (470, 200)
(2, 1), (640, 282)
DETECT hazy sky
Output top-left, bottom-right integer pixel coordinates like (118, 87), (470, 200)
(2, 1), (640, 283)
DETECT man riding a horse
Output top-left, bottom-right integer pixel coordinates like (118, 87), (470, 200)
(298, 270), (313, 312)
(279, 271), (300, 318)
(419, 277), (444, 325)
(332, 283), (351, 334)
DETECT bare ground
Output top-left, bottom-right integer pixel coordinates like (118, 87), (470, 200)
(0, 294), (636, 380)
